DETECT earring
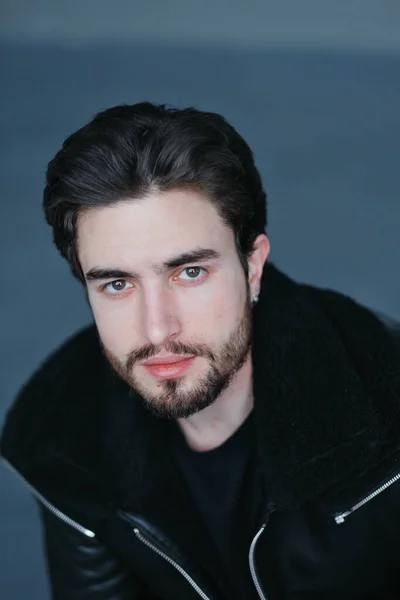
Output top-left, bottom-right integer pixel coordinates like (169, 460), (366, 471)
(252, 290), (259, 304)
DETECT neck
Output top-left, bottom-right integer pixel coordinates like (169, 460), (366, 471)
(176, 352), (254, 451)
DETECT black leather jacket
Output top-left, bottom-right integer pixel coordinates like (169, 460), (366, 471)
(2, 265), (400, 600)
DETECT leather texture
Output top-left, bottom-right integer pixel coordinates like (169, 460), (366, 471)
(40, 506), (148, 599)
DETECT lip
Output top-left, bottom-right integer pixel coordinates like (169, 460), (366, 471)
(142, 356), (196, 380)
(140, 355), (195, 366)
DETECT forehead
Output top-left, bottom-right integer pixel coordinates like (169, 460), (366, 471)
(77, 189), (235, 269)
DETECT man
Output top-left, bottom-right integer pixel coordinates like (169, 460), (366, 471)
(1, 102), (400, 600)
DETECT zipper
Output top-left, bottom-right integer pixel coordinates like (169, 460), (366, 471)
(133, 527), (212, 600)
(249, 522), (268, 600)
(2, 457), (95, 538)
(335, 471), (400, 524)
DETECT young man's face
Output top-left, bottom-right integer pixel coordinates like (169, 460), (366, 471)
(78, 189), (269, 419)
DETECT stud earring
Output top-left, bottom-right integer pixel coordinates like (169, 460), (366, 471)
(252, 290), (259, 304)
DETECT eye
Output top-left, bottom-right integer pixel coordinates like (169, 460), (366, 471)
(103, 280), (133, 294)
(178, 267), (206, 281)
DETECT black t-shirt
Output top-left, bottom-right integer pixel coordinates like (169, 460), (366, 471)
(171, 413), (262, 599)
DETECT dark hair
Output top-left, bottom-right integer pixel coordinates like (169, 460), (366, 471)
(43, 102), (267, 281)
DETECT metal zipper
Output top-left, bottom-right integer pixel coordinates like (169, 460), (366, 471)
(133, 527), (212, 600)
(2, 457), (95, 538)
(335, 471), (400, 524)
(249, 523), (268, 600)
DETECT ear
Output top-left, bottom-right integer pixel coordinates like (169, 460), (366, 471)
(247, 234), (270, 296)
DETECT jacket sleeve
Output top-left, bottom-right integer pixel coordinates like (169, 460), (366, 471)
(39, 504), (153, 600)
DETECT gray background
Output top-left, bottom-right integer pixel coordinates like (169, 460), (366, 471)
(1, 1), (399, 597)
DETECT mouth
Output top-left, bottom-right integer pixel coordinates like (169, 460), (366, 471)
(141, 355), (196, 380)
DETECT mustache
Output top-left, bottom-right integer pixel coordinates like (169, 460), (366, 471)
(126, 341), (215, 371)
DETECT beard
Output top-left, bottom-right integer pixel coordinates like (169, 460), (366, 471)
(102, 295), (253, 420)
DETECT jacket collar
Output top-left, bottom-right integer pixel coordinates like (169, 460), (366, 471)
(252, 264), (400, 512)
(3, 263), (400, 519)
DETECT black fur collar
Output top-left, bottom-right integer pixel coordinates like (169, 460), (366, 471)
(251, 265), (400, 512)
(3, 263), (400, 522)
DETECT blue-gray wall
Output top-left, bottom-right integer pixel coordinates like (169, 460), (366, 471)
(1, 3), (399, 597)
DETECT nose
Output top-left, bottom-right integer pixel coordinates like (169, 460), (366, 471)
(140, 287), (181, 347)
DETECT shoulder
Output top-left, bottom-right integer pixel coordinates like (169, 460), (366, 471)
(7, 324), (100, 406)
(303, 283), (400, 356)
(1, 324), (102, 467)
(373, 310), (400, 341)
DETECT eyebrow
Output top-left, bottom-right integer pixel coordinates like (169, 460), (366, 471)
(84, 248), (221, 282)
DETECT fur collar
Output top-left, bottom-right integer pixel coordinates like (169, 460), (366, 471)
(3, 263), (400, 520)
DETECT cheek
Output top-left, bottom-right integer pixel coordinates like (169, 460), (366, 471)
(184, 281), (245, 341)
(89, 297), (138, 356)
